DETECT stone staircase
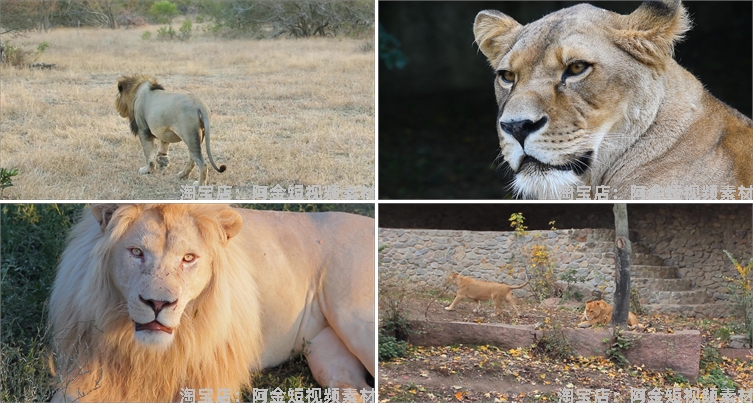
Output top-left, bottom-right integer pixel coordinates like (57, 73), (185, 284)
(620, 239), (728, 318)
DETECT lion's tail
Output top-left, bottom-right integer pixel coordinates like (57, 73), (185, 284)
(510, 280), (529, 290)
(199, 109), (226, 173)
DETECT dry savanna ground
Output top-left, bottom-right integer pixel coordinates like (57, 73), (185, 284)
(0, 26), (374, 200)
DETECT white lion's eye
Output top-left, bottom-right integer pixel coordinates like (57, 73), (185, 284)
(129, 247), (143, 257)
(183, 253), (196, 263)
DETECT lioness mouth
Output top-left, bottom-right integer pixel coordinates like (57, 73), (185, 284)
(520, 151), (593, 176)
(135, 320), (173, 334)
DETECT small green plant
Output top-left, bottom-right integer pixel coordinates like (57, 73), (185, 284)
(721, 250), (752, 348)
(509, 212), (528, 237)
(630, 287), (645, 316)
(2, 42), (46, 67)
(604, 327), (635, 367)
(141, 31), (152, 40)
(715, 326), (732, 342)
(700, 346), (722, 370)
(178, 19), (192, 41)
(663, 368), (689, 385)
(698, 366), (737, 390)
(558, 267), (587, 301)
(1, 167), (19, 197)
(532, 318), (574, 360)
(378, 332), (408, 361)
(157, 25), (176, 40)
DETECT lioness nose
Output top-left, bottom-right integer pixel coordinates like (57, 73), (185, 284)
(500, 117), (548, 147)
(139, 295), (177, 316)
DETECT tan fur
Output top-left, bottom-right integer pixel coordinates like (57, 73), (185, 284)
(444, 273), (528, 317)
(577, 299), (638, 328)
(474, 1), (752, 199)
(49, 204), (374, 402)
(116, 75), (226, 186)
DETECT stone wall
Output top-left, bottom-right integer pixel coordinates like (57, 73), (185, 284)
(630, 205), (751, 302)
(379, 204), (752, 309)
(379, 228), (620, 298)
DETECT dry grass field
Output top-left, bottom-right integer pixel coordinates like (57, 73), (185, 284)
(0, 26), (374, 200)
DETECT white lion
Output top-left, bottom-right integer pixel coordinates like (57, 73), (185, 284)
(49, 204), (375, 402)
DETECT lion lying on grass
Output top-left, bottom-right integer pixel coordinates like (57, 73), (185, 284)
(49, 204), (374, 402)
(578, 299), (638, 329)
(444, 273), (528, 317)
(115, 75), (226, 186)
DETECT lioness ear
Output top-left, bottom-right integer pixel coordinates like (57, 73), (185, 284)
(217, 208), (243, 246)
(91, 204), (121, 232)
(473, 10), (522, 68)
(613, 0), (691, 68)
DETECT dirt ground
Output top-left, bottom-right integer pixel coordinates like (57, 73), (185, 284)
(1, 26), (374, 200)
(378, 290), (753, 403)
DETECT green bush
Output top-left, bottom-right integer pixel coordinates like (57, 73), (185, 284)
(378, 332), (408, 362)
(178, 19), (192, 41)
(698, 366), (737, 390)
(1, 204), (82, 402)
(150, 0), (179, 24)
(157, 25), (176, 40)
(141, 31), (152, 40)
(663, 368), (689, 385)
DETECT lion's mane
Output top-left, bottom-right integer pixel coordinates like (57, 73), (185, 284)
(115, 75), (164, 135)
(49, 205), (262, 402)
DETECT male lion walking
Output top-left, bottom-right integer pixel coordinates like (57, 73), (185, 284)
(116, 75), (226, 186)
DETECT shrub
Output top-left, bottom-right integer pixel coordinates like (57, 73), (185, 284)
(141, 31), (152, 40)
(178, 19), (192, 41)
(378, 332), (408, 362)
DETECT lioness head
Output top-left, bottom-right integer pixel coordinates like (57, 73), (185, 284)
(583, 300), (609, 320)
(92, 204), (242, 349)
(474, 1), (691, 199)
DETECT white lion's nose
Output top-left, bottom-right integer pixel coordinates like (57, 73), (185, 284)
(139, 295), (177, 317)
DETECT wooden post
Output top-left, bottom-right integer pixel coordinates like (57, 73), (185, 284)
(612, 204), (631, 326)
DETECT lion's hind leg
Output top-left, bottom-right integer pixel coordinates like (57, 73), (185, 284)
(504, 291), (520, 317)
(184, 138), (208, 186)
(178, 159), (195, 181)
(306, 326), (371, 399)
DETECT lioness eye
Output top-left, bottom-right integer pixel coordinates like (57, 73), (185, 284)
(183, 254), (196, 262)
(129, 247), (143, 257)
(497, 70), (515, 84)
(564, 61), (591, 79)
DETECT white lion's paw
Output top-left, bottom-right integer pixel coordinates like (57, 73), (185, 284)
(444, 306), (452, 311)
(138, 166), (151, 175)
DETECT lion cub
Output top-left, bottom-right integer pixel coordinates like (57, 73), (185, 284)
(444, 273), (528, 317)
(578, 299), (638, 329)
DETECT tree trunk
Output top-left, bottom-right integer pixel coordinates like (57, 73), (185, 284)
(612, 204), (631, 326)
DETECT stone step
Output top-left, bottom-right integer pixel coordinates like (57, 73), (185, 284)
(633, 278), (692, 291)
(642, 303), (739, 318)
(645, 290), (712, 305)
(632, 265), (677, 279)
(590, 241), (651, 254)
(631, 253), (665, 266)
